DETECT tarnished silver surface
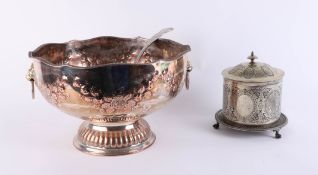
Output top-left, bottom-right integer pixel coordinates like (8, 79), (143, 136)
(223, 80), (282, 125)
(214, 52), (287, 138)
(221, 52), (284, 125)
(27, 35), (191, 155)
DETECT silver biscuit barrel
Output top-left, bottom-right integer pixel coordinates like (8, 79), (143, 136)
(214, 52), (288, 138)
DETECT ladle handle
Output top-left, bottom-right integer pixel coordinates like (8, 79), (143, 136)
(135, 28), (173, 63)
(26, 63), (35, 99)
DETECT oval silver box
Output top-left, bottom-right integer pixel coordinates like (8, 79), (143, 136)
(222, 52), (284, 125)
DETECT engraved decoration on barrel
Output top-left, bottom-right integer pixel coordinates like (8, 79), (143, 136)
(214, 52), (287, 139)
(27, 36), (191, 156)
(222, 80), (282, 125)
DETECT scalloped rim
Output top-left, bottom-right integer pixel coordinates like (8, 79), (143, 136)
(29, 36), (191, 69)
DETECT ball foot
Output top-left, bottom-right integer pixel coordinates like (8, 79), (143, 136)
(213, 123), (220, 129)
(274, 130), (282, 139)
(73, 119), (155, 156)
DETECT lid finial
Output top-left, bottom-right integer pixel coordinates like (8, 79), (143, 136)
(248, 51), (257, 64)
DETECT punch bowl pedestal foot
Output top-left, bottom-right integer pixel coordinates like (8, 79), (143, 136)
(73, 119), (155, 156)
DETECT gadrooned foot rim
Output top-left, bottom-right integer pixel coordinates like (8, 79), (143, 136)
(73, 119), (156, 156)
(73, 132), (156, 156)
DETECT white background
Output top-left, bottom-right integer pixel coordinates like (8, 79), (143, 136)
(0, 0), (317, 174)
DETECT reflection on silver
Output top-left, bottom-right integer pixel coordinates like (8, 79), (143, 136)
(27, 35), (191, 155)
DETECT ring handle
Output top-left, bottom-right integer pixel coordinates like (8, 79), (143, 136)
(186, 61), (192, 90)
(26, 63), (35, 99)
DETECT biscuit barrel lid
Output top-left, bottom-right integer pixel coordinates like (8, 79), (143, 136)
(222, 52), (284, 83)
